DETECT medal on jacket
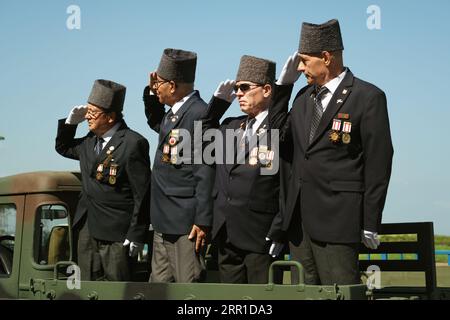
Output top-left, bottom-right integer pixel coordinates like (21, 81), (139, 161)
(168, 129), (179, 146)
(249, 147), (258, 166)
(258, 145), (274, 167)
(96, 164), (104, 181)
(170, 114), (178, 123)
(109, 163), (118, 185)
(170, 145), (178, 165)
(256, 124), (267, 137)
(258, 145), (269, 166)
(162, 144), (170, 163)
(329, 119), (342, 144)
(342, 121), (352, 144)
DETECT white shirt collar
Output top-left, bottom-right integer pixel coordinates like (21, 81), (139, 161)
(323, 68), (347, 95)
(100, 122), (121, 146)
(246, 109), (268, 135)
(254, 109), (268, 131)
(171, 91), (196, 114)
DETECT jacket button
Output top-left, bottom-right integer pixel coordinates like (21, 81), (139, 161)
(227, 197), (231, 201)
(304, 154), (309, 160)
(229, 176), (233, 180)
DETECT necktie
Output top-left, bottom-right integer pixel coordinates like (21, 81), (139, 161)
(309, 86), (329, 144)
(244, 117), (256, 143)
(95, 137), (104, 155)
(236, 117), (256, 163)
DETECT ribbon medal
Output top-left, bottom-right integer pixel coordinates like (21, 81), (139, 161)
(249, 147), (258, 166)
(109, 163), (118, 185)
(258, 145), (272, 167)
(342, 121), (352, 144)
(96, 164), (104, 181)
(170, 146), (178, 165)
(162, 144), (171, 163)
(168, 129), (179, 147)
(329, 119), (342, 144)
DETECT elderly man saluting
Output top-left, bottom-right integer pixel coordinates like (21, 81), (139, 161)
(205, 55), (291, 284)
(271, 19), (394, 285)
(56, 79), (151, 281)
(143, 49), (214, 283)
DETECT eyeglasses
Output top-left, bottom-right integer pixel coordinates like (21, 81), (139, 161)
(233, 83), (262, 94)
(86, 109), (105, 119)
(153, 79), (170, 90)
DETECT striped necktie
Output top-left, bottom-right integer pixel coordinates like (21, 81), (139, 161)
(95, 137), (104, 155)
(309, 86), (329, 144)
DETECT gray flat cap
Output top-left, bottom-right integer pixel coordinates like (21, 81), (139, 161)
(157, 48), (197, 83)
(299, 19), (344, 54)
(236, 55), (276, 84)
(88, 79), (126, 112)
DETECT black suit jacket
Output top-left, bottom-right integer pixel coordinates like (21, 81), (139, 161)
(206, 85), (292, 253)
(271, 70), (394, 243)
(55, 119), (151, 243)
(143, 88), (214, 235)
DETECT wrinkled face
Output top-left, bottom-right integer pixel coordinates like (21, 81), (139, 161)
(297, 53), (328, 86)
(84, 103), (114, 135)
(153, 75), (173, 105)
(234, 81), (271, 118)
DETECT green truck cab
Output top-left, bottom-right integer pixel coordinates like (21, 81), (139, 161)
(0, 171), (448, 300)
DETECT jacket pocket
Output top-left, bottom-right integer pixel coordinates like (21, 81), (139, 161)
(164, 186), (195, 197)
(329, 180), (365, 192)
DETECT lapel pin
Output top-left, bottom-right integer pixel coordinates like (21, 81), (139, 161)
(337, 99), (343, 104)
(342, 89), (348, 95)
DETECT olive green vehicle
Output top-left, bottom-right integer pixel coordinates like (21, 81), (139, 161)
(0, 171), (449, 300)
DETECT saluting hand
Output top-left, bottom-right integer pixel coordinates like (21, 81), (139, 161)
(276, 52), (302, 85)
(188, 224), (209, 253)
(65, 105), (88, 125)
(213, 79), (236, 103)
(149, 71), (158, 95)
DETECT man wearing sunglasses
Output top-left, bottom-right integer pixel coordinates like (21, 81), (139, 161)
(271, 19), (393, 285)
(143, 48), (214, 283)
(56, 79), (151, 281)
(204, 55), (291, 284)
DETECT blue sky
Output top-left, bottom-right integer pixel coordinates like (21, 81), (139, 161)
(1, 0), (449, 234)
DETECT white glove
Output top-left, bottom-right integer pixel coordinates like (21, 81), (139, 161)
(276, 52), (302, 85)
(213, 79), (236, 103)
(66, 105), (88, 125)
(361, 230), (380, 249)
(123, 239), (144, 257)
(266, 237), (284, 258)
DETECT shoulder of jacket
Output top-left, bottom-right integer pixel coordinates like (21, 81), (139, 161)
(222, 115), (246, 126)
